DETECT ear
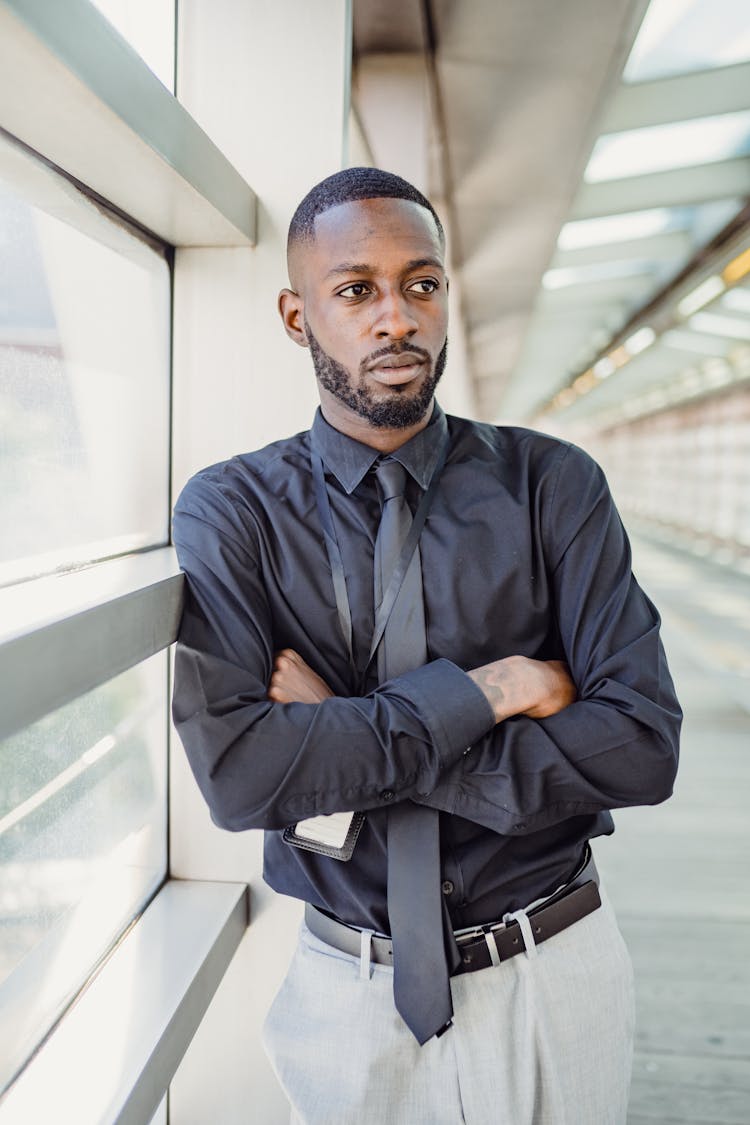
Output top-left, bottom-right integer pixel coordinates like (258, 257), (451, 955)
(278, 289), (308, 348)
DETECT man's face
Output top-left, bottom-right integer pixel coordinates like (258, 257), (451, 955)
(305, 320), (447, 430)
(282, 197), (449, 431)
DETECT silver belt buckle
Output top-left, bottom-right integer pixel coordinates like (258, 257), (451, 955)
(455, 922), (505, 971)
(455, 919), (504, 947)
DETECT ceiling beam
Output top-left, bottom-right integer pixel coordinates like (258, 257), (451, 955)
(551, 230), (692, 268)
(541, 272), (656, 305)
(571, 157), (750, 220)
(601, 61), (750, 135)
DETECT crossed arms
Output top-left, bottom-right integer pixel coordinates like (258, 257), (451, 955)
(269, 647), (577, 722)
(172, 443), (681, 836)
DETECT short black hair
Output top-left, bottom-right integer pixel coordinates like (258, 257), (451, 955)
(287, 167), (445, 253)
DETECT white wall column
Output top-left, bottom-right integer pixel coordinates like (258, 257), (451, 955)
(169, 3), (351, 1122)
(353, 52), (477, 418)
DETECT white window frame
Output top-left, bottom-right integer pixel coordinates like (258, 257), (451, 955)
(0, 0), (255, 1117)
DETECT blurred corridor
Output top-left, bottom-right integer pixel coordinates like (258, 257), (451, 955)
(600, 533), (750, 1124)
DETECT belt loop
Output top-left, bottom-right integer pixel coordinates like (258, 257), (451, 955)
(503, 908), (538, 960)
(359, 928), (374, 980)
(483, 931), (502, 968)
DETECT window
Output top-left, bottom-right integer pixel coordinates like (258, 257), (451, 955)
(0, 119), (172, 1093)
(88, 0), (176, 91)
(0, 654), (168, 1095)
(0, 132), (171, 589)
(0, 0), (260, 1110)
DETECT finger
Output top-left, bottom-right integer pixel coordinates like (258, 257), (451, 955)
(269, 665), (287, 689)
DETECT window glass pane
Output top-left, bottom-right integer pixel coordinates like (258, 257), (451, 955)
(0, 135), (171, 587)
(89, 0), (176, 92)
(0, 652), (168, 1095)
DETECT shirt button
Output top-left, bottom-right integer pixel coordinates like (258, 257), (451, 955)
(442, 880), (454, 895)
(380, 789), (395, 801)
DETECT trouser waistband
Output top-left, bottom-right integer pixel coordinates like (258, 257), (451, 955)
(304, 847), (600, 974)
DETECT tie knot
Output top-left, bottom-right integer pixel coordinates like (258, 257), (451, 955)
(375, 459), (408, 503)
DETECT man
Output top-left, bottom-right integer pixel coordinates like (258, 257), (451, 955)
(172, 167), (681, 1124)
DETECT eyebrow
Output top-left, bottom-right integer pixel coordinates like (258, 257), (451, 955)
(403, 257), (444, 273)
(324, 257), (445, 279)
(324, 262), (371, 278)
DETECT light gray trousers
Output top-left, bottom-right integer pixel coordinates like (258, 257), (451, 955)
(262, 886), (635, 1125)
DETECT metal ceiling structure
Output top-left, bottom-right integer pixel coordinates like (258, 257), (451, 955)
(352, 0), (750, 429)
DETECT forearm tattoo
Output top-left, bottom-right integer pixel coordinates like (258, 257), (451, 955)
(469, 663), (512, 718)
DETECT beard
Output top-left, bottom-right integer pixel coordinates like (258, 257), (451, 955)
(305, 320), (447, 430)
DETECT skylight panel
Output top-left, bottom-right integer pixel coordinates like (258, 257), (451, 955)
(542, 260), (653, 289)
(625, 0), (750, 82)
(722, 287), (750, 314)
(557, 208), (677, 249)
(585, 111), (750, 182)
(689, 311), (750, 339)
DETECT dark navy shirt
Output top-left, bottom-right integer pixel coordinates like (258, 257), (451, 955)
(172, 404), (681, 934)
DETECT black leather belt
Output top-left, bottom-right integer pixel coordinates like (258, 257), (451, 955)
(304, 849), (601, 975)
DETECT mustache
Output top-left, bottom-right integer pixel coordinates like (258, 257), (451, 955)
(359, 343), (432, 375)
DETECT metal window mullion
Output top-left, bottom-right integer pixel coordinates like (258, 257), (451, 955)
(0, 0), (256, 246)
(0, 880), (249, 1124)
(0, 560), (184, 742)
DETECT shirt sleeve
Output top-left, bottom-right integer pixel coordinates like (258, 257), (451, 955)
(414, 444), (682, 834)
(171, 476), (495, 832)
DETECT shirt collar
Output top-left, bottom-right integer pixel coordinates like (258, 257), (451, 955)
(310, 403), (448, 494)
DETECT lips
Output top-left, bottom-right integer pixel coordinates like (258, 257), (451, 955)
(366, 353), (427, 385)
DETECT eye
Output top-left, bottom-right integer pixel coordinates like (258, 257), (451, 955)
(407, 278), (440, 295)
(337, 282), (371, 299)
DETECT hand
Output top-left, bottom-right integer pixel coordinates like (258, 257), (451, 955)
(268, 648), (335, 704)
(522, 659), (577, 718)
(467, 655), (577, 724)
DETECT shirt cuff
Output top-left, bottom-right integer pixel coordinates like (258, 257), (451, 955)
(396, 658), (496, 768)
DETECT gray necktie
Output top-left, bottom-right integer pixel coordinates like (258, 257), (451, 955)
(374, 458), (454, 1044)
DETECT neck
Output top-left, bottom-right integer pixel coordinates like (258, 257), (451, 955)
(318, 390), (433, 453)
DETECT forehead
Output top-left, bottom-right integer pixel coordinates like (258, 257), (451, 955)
(303, 197), (444, 278)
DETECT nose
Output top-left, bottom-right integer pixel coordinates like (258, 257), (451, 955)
(373, 288), (418, 340)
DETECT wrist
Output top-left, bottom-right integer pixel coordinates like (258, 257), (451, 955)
(467, 655), (529, 724)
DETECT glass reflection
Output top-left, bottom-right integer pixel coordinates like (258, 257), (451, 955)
(0, 653), (168, 1094)
(0, 151), (170, 586)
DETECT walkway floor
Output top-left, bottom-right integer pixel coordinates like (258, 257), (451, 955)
(597, 535), (750, 1125)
